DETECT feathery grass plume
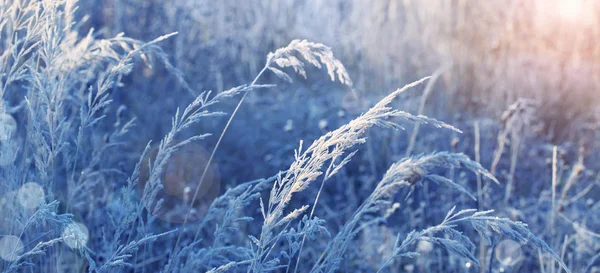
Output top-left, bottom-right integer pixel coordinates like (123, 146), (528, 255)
(311, 152), (497, 273)
(94, 230), (177, 272)
(0, 0), (187, 215)
(249, 77), (460, 272)
(185, 38), (354, 215)
(267, 39), (353, 86)
(155, 84), (275, 269)
(139, 84), (273, 218)
(558, 150), (586, 210)
(0, 0), (45, 99)
(173, 38), (351, 220)
(195, 175), (276, 240)
(498, 99), (538, 204)
(10, 0), (185, 178)
(128, 83), (271, 273)
(3, 1), (595, 272)
(0, 0), (196, 270)
(1, 200), (73, 272)
(490, 98), (537, 176)
(167, 176), (274, 272)
(206, 260), (254, 273)
(81, 127), (181, 272)
(4, 236), (64, 273)
(167, 39), (354, 271)
(378, 207), (571, 273)
(283, 215), (331, 272)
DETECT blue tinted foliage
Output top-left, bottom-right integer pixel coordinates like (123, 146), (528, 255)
(0, 1), (598, 273)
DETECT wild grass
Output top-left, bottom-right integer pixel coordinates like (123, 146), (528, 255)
(1, 1), (598, 273)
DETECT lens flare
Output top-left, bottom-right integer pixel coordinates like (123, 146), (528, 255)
(0, 236), (23, 262)
(0, 113), (17, 141)
(62, 222), (90, 249)
(495, 239), (523, 266)
(138, 142), (220, 223)
(18, 182), (45, 210)
(416, 240), (434, 253)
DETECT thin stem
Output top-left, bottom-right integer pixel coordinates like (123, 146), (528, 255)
(405, 65), (447, 157)
(376, 256), (396, 273)
(503, 135), (520, 204)
(192, 64), (269, 241)
(167, 63), (270, 272)
(474, 121), (487, 273)
(248, 221), (293, 273)
(551, 146), (557, 235)
(292, 160), (336, 273)
(551, 146), (558, 273)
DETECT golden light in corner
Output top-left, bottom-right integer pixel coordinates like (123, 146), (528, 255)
(555, 0), (594, 24)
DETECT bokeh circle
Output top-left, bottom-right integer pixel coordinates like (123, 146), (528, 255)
(62, 222), (90, 249)
(0, 235), (24, 262)
(0, 113), (17, 142)
(495, 239), (523, 266)
(138, 142), (221, 223)
(17, 182), (45, 210)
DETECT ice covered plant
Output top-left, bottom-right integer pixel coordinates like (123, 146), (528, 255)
(184, 39), (355, 219)
(165, 38), (356, 271)
(138, 84), (271, 222)
(92, 83), (268, 272)
(266, 39), (353, 86)
(489, 98), (538, 203)
(249, 77), (460, 272)
(0, 1), (583, 271)
(0, 0), (190, 271)
(311, 152), (499, 273)
(311, 152), (571, 273)
(378, 206), (570, 273)
(167, 176), (275, 272)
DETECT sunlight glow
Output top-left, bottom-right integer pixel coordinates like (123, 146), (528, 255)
(556, 0), (590, 23)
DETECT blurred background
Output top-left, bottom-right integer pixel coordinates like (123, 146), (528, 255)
(2, 1), (600, 272)
(75, 0), (600, 180)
